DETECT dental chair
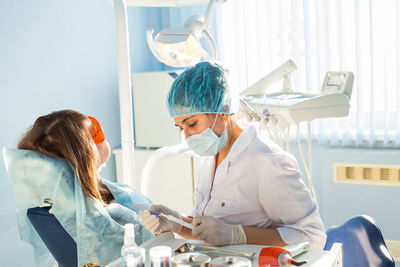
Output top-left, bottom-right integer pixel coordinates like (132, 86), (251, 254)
(324, 215), (395, 267)
(27, 204), (77, 267)
(4, 148), (153, 266)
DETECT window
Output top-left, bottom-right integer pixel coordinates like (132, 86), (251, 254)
(216, 0), (400, 147)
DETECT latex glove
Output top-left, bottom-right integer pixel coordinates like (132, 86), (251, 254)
(192, 216), (246, 246)
(138, 204), (182, 234)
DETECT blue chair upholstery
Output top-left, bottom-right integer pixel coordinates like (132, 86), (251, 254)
(27, 206), (77, 267)
(324, 215), (395, 267)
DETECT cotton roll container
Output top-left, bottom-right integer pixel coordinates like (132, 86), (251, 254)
(150, 246), (172, 267)
(171, 253), (211, 267)
(210, 256), (251, 267)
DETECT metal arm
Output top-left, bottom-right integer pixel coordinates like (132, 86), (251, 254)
(113, 0), (136, 187)
(204, 0), (227, 29)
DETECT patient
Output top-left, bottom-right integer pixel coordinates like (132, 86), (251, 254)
(7, 109), (153, 266)
(18, 109), (148, 208)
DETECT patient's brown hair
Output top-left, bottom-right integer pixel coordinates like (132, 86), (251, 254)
(18, 109), (112, 205)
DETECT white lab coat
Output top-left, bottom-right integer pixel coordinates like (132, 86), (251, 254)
(189, 126), (327, 249)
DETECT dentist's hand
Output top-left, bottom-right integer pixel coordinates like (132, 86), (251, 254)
(138, 204), (182, 234)
(192, 216), (247, 246)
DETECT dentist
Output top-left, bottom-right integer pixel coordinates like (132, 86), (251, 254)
(139, 61), (326, 249)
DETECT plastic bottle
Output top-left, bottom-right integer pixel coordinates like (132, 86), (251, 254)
(121, 224), (145, 267)
(150, 246), (171, 267)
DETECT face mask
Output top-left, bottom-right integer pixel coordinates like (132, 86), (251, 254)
(185, 115), (228, 156)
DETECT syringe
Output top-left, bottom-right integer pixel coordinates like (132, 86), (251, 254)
(140, 211), (194, 230)
(159, 213), (194, 230)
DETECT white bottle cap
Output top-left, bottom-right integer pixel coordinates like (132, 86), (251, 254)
(150, 246), (172, 259)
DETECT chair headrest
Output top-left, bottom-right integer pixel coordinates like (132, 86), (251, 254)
(3, 148), (75, 210)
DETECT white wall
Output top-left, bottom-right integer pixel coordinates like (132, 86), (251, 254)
(0, 0), (163, 265)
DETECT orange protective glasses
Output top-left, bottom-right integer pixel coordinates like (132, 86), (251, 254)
(88, 116), (105, 144)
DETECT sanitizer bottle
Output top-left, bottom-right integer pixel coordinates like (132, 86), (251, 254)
(121, 224), (145, 267)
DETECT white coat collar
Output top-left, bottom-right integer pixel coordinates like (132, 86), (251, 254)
(197, 126), (257, 193)
(224, 126), (257, 162)
(209, 126), (257, 179)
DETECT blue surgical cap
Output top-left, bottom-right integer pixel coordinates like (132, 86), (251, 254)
(167, 61), (238, 117)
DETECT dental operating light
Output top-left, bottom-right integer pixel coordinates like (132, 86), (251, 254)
(146, 0), (226, 67)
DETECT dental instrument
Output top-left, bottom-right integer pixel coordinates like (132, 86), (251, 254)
(159, 213), (194, 230)
(140, 211), (194, 230)
(177, 243), (255, 259)
(171, 253), (211, 267)
(258, 242), (310, 267)
(211, 256), (251, 267)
